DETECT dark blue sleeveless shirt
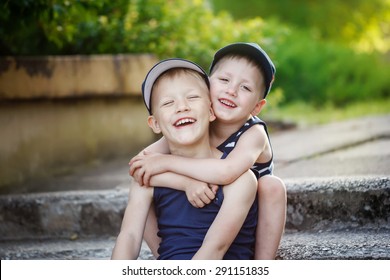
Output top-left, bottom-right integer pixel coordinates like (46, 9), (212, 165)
(154, 152), (258, 259)
(217, 116), (274, 179)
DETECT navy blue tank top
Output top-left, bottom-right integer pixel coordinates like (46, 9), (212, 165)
(154, 152), (258, 259)
(217, 116), (274, 179)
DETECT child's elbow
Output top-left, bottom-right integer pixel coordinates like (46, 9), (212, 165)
(202, 238), (230, 259)
(219, 168), (243, 185)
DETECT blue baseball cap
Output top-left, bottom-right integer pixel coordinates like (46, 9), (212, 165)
(209, 42), (276, 98)
(142, 58), (209, 115)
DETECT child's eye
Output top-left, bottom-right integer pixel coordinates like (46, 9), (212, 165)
(162, 100), (174, 106)
(218, 77), (229, 82)
(241, 85), (252, 92)
(188, 95), (200, 100)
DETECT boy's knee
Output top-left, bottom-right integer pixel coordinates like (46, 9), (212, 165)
(258, 176), (286, 200)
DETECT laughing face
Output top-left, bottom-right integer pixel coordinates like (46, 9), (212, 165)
(147, 69), (215, 152)
(209, 57), (265, 124)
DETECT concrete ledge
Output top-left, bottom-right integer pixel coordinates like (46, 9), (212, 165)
(0, 177), (389, 260)
(0, 54), (158, 99)
(278, 229), (390, 260)
(0, 176), (389, 241)
(0, 188), (128, 240)
(1, 230), (389, 260)
(285, 176), (390, 231)
(0, 239), (153, 260)
(0, 54), (160, 190)
(0, 100), (153, 190)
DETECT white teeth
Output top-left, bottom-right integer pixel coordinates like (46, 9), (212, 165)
(175, 118), (195, 126)
(220, 99), (236, 108)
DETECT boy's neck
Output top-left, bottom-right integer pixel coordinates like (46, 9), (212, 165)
(168, 137), (214, 159)
(210, 116), (252, 146)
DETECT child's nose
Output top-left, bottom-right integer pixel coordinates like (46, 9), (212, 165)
(176, 99), (190, 112)
(226, 84), (238, 96)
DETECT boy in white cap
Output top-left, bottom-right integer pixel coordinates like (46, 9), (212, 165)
(130, 43), (286, 259)
(112, 58), (258, 259)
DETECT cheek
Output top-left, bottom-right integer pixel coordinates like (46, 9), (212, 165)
(209, 79), (218, 91)
(209, 86), (219, 100)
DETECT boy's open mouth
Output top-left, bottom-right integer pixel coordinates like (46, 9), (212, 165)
(219, 98), (237, 108)
(174, 118), (196, 127)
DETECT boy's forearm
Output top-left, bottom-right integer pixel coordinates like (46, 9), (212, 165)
(166, 156), (247, 185)
(192, 235), (230, 259)
(170, 126), (265, 185)
(111, 183), (153, 260)
(149, 172), (192, 192)
(191, 218), (242, 259)
(111, 232), (141, 260)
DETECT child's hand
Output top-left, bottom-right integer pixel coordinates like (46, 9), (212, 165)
(185, 182), (218, 208)
(130, 167), (146, 187)
(129, 151), (169, 187)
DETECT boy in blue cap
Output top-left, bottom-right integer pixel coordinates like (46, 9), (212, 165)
(112, 58), (258, 259)
(130, 43), (286, 259)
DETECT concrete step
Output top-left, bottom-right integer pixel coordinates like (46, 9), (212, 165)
(0, 176), (389, 260)
(285, 176), (390, 231)
(1, 176), (388, 240)
(0, 238), (153, 260)
(278, 229), (390, 260)
(1, 229), (389, 260)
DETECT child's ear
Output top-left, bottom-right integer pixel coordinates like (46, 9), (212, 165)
(147, 116), (162, 134)
(209, 106), (216, 122)
(251, 99), (267, 116)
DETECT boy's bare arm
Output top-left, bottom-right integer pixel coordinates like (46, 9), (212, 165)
(147, 172), (217, 208)
(111, 183), (153, 259)
(192, 170), (257, 259)
(130, 136), (217, 207)
(130, 125), (267, 186)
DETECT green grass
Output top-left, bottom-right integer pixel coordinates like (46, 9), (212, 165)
(263, 98), (390, 126)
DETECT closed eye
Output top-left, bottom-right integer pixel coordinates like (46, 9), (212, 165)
(162, 100), (174, 106)
(188, 95), (201, 100)
(218, 77), (229, 83)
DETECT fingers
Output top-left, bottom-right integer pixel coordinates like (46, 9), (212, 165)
(129, 160), (140, 176)
(209, 184), (219, 194)
(142, 170), (151, 187)
(205, 185), (217, 200)
(134, 169), (143, 186)
(130, 165), (145, 187)
(128, 155), (140, 166)
(189, 198), (205, 208)
(128, 152), (146, 166)
(188, 185), (217, 208)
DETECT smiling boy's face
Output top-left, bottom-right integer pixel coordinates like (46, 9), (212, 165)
(209, 56), (265, 123)
(147, 69), (215, 150)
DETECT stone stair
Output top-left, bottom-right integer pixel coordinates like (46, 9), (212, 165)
(1, 176), (389, 260)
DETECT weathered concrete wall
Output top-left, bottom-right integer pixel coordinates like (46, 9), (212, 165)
(0, 55), (159, 192)
(0, 54), (157, 99)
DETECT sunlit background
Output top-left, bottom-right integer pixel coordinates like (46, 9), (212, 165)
(0, 0), (389, 193)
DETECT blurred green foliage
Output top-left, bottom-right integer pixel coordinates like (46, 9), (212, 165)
(1, 0), (132, 55)
(211, 0), (390, 53)
(1, 0), (388, 107)
(274, 30), (390, 106)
